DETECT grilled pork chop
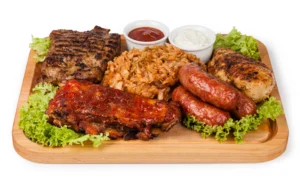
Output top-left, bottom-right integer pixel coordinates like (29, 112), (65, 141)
(207, 48), (275, 103)
(38, 26), (121, 84)
(46, 80), (181, 140)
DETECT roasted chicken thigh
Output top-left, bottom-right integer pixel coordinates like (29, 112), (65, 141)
(208, 48), (275, 103)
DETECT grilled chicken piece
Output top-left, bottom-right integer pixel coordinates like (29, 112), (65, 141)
(38, 26), (121, 84)
(207, 48), (275, 103)
(46, 80), (181, 140)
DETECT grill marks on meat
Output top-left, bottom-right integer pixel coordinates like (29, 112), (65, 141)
(208, 48), (275, 103)
(46, 80), (181, 140)
(39, 26), (121, 84)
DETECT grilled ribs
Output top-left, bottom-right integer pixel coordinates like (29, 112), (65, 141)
(39, 26), (121, 84)
(46, 80), (181, 140)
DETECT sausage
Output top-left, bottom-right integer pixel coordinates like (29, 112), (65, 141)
(172, 86), (231, 126)
(179, 63), (239, 111)
(232, 92), (257, 119)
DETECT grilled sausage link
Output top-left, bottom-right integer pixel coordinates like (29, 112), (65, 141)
(179, 63), (239, 111)
(232, 92), (257, 119)
(172, 86), (230, 126)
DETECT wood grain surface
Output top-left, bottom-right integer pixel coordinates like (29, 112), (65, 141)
(12, 36), (289, 163)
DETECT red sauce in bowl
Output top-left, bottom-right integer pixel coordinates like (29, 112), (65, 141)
(128, 27), (164, 42)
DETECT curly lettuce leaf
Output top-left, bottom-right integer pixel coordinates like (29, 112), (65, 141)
(68, 133), (110, 147)
(214, 27), (260, 60)
(19, 83), (109, 147)
(257, 96), (284, 120)
(184, 116), (216, 138)
(183, 97), (283, 144)
(29, 36), (50, 62)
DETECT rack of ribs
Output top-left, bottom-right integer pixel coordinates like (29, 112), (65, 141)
(46, 80), (181, 140)
(38, 26), (121, 84)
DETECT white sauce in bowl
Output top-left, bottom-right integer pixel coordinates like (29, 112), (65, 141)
(174, 29), (211, 50)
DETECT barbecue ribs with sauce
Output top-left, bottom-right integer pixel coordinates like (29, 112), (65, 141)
(38, 26), (121, 84)
(46, 80), (181, 140)
(208, 48), (275, 103)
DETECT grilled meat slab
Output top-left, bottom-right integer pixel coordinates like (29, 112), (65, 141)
(46, 80), (181, 140)
(39, 26), (121, 84)
(208, 48), (275, 103)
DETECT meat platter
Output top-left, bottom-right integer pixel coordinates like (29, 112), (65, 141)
(12, 33), (288, 163)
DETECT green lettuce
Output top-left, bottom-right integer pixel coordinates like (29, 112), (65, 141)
(214, 27), (260, 60)
(19, 83), (110, 147)
(183, 97), (283, 144)
(29, 36), (50, 62)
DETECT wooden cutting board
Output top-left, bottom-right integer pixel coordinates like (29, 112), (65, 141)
(12, 36), (289, 163)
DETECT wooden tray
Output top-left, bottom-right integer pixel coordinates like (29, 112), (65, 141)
(12, 36), (289, 163)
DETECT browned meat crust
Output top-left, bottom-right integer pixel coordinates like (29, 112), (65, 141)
(179, 63), (239, 111)
(172, 86), (230, 126)
(46, 80), (181, 140)
(38, 26), (121, 84)
(232, 91), (257, 119)
(178, 63), (257, 119)
(208, 48), (275, 103)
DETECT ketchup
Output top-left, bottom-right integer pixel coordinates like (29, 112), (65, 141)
(128, 27), (164, 42)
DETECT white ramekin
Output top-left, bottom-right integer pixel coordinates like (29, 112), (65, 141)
(169, 25), (216, 63)
(123, 20), (169, 51)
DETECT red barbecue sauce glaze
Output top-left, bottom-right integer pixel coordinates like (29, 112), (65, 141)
(128, 27), (164, 42)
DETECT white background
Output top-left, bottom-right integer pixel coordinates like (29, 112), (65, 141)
(1, 0), (299, 186)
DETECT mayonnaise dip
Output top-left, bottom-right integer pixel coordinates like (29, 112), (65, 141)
(174, 29), (211, 50)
